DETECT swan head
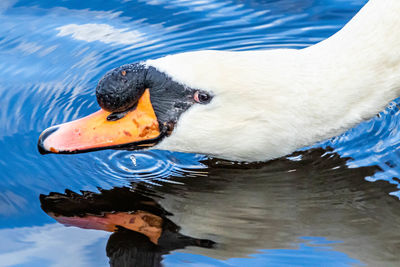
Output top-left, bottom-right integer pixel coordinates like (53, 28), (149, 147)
(37, 1), (400, 162)
(38, 50), (306, 162)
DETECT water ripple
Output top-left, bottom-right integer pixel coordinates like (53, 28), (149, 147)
(318, 100), (400, 196)
(94, 150), (207, 183)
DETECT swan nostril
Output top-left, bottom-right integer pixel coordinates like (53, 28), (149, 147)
(106, 103), (138, 121)
(107, 111), (128, 121)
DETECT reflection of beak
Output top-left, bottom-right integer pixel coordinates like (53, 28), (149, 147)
(49, 211), (163, 244)
(38, 89), (161, 154)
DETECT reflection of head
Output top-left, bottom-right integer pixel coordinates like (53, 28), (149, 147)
(107, 226), (215, 267)
(40, 186), (215, 267)
(107, 227), (162, 267)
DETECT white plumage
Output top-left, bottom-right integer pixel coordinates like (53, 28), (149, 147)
(146, 0), (400, 162)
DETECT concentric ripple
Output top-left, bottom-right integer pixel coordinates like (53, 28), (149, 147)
(94, 150), (208, 183)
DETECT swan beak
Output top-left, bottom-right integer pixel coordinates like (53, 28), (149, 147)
(38, 89), (160, 154)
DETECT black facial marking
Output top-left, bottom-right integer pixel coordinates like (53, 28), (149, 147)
(145, 66), (196, 127)
(96, 63), (147, 113)
(95, 63), (211, 149)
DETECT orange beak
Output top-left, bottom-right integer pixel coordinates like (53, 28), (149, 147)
(38, 89), (161, 154)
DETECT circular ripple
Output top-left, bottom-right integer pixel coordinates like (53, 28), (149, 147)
(94, 150), (208, 183)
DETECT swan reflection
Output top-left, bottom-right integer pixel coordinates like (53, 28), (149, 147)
(40, 186), (214, 267)
(40, 148), (400, 266)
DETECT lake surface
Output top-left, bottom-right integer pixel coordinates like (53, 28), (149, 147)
(1, 0), (400, 266)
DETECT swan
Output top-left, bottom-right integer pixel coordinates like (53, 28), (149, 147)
(38, 0), (400, 162)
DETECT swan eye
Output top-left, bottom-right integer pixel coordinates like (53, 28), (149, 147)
(194, 91), (211, 104)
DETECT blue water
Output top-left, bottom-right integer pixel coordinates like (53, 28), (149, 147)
(1, 0), (400, 266)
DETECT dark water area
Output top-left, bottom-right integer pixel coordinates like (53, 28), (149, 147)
(1, 0), (400, 266)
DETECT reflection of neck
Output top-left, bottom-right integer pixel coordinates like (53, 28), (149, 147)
(154, 149), (400, 265)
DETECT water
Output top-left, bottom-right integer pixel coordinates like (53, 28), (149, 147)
(1, 0), (400, 266)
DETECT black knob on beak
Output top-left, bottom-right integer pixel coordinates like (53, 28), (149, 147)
(96, 63), (148, 113)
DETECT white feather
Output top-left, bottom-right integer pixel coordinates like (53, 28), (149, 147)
(146, 0), (400, 162)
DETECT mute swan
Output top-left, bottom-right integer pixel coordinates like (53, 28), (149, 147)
(38, 0), (400, 162)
